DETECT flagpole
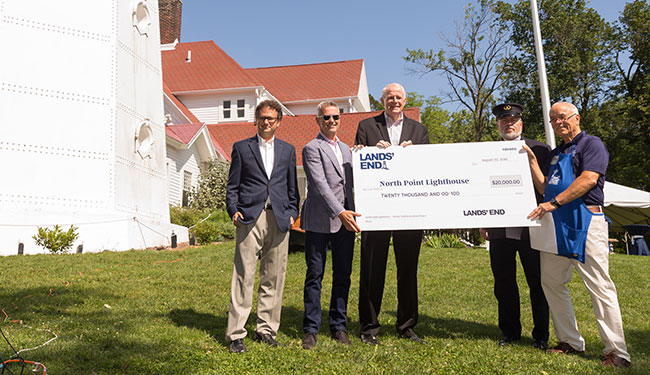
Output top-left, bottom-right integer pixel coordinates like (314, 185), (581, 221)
(530, 0), (555, 148)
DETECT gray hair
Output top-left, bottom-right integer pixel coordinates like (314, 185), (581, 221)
(316, 101), (339, 116)
(381, 83), (406, 100)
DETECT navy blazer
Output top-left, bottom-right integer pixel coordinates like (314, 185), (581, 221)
(226, 135), (300, 233)
(354, 113), (430, 146)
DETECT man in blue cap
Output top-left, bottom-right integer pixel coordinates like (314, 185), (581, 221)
(480, 103), (550, 349)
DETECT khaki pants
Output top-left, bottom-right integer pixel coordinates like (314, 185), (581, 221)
(225, 209), (289, 341)
(541, 214), (630, 361)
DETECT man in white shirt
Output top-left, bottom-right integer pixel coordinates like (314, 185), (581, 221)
(225, 100), (300, 353)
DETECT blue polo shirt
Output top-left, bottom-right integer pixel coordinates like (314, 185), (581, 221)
(543, 131), (608, 206)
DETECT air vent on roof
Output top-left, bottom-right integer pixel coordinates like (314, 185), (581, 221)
(186, 50), (191, 63)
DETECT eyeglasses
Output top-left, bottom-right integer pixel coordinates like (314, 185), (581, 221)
(318, 114), (340, 121)
(549, 113), (578, 124)
(257, 116), (278, 124)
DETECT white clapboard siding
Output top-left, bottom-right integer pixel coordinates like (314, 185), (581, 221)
(178, 92), (257, 123)
(166, 146), (201, 206)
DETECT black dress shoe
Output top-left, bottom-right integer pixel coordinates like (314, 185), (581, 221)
(331, 330), (352, 345)
(533, 339), (548, 350)
(360, 333), (380, 345)
(229, 339), (246, 353)
(254, 332), (279, 347)
(498, 336), (520, 346)
(399, 328), (426, 344)
(302, 333), (317, 350)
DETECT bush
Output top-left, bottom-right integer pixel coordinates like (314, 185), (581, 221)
(217, 221), (236, 239)
(190, 159), (230, 211)
(33, 225), (79, 254)
(169, 206), (210, 228)
(424, 232), (465, 249)
(192, 221), (223, 245)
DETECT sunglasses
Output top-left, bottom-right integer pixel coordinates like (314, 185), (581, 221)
(319, 115), (340, 121)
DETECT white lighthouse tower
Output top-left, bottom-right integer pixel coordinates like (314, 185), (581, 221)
(0, 0), (174, 255)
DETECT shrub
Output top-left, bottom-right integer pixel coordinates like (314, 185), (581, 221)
(169, 206), (210, 228)
(190, 159), (230, 211)
(192, 221), (223, 245)
(33, 225), (79, 254)
(424, 232), (465, 249)
(217, 221), (236, 239)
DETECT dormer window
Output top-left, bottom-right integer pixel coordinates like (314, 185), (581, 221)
(237, 99), (245, 118)
(223, 100), (231, 119)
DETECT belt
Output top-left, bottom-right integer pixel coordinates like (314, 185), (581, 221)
(586, 205), (603, 213)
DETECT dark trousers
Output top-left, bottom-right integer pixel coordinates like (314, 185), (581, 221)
(358, 230), (422, 336)
(302, 228), (355, 334)
(489, 238), (549, 341)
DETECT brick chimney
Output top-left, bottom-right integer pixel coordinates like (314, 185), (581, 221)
(159, 0), (182, 44)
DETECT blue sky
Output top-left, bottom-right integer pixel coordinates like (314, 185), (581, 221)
(180, 0), (628, 111)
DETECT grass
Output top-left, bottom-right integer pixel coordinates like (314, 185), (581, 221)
(0, 243), (648, 374)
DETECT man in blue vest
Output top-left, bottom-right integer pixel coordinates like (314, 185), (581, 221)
(526, 102), (630, 368)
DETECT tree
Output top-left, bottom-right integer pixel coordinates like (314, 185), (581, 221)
(368, 94), (384, 111)
(190, 159), (230, 211)
(605, 0), (650, 190)
(404, 0), (509, 142)
(494, 0), (616, 140)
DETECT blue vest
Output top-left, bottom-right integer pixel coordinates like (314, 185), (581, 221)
(544, 146), (595, 263)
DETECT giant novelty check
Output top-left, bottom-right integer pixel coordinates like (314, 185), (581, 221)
(352, 141), (540, 231)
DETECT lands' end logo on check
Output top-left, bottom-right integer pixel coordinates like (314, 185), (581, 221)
(360, 152), (394, 170)
(463, 209), (506, 216)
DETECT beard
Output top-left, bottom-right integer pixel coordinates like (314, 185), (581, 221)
(500, 129), (522, 141)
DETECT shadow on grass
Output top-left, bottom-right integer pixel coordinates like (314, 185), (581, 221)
(377, 311), (501, 341)
(169, 306), (304, 345)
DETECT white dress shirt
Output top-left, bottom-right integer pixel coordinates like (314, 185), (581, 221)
(257, 134), (274, 179)
(385, 112), (404, 146)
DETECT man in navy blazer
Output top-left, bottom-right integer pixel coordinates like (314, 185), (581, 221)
(300, 101), (361, 350)
(354, 83), (429, 345)
(225, 100), (300, 354)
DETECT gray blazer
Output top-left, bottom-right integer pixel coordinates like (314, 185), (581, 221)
(300, 133), (355, 234)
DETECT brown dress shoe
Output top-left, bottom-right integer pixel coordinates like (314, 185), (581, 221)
(602, 352), (631, 368)
(302, 333), (317, 350)
(331, 330), (352, 345)
(547, 342), (585, 355)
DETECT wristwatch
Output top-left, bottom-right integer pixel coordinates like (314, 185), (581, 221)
(550, 197), (562, 208)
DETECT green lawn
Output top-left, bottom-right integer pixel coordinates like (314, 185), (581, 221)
(0, 243), (648, 374)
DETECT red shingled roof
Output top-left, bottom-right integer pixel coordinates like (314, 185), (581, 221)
(166, 123), (204, 144)
(163, 82), (200, 123)
(207, 108), (420, 166)
(246, 60), (363, 102)
(162, 41), (260, 92)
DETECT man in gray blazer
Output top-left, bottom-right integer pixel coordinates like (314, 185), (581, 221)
(300, 101), (361, 350)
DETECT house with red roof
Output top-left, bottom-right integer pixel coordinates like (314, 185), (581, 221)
(158, 1), (410, 207)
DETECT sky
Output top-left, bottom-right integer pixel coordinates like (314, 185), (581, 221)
(180, 0), (629, 111)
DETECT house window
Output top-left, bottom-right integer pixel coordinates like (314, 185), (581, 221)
(237, 99), (245, 118)
(339, 108), (345, 113)
(223, 100), (231, 119)
(182, 170), (192, 207)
